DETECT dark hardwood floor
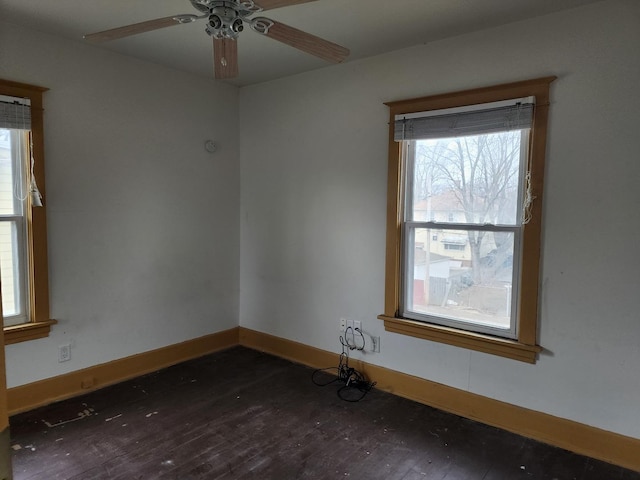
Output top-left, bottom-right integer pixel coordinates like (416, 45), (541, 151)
(9, 346), (640, 479)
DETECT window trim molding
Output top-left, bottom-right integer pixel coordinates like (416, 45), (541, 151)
(3, 320), (57, 345)
(0, 78), (54, 345)
(378, 77), (556, 363)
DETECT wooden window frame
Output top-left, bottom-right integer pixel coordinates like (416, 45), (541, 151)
(1, 79), (55, 345)
(378, 77), (555, 363)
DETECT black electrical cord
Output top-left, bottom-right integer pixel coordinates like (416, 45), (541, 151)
(312, 336), (376, 402)
(341, 326), (365, 351)
(311, 367), (340, 386)
(337, 382), (375, 402)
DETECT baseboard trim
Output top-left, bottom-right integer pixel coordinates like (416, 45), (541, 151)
(0, 427), (11, 480)
(239, 327), (640, 472)
(7, 327), (239, 416)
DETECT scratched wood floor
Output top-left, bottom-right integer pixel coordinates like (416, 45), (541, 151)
(9, 346), (640, 480)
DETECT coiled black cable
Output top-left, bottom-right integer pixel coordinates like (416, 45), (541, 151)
(312, 335), (376, 402)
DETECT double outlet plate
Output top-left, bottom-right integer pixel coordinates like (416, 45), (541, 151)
(339, 318), (380, 353)
(59, 344), (71, 362)
(339, 317), (361, 333)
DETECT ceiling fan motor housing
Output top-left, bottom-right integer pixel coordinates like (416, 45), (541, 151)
(207, 7), (243, 38)
(194, 0), (257, 39)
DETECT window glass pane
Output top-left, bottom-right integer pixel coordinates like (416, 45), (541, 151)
(405, 227), (515, 333)
(0, 128), (28, 326)
(0, 128), (18, 215)
(0, 220), (23, 322)
(410, 130), (526, 226)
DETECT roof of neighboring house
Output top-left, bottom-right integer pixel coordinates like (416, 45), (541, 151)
(414, 249), (451, 265)
(414, 190), (464, 212)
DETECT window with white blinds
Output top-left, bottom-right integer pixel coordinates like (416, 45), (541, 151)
(0, 96), (32, 326)
(0, 78), (53, 344)
(379, 77), (555, 363)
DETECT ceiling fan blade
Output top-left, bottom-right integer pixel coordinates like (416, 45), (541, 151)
(253, 19), (349, 64)
(254, 0), (319, 11)
(213, 38), (239, 79)
(84, 15), (196, 43)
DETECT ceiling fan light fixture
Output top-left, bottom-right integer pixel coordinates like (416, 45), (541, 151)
(232, 19), (244, 33)
(208, 14), (223, 29)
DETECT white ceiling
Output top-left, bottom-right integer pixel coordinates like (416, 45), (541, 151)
(1, 0), (601, 86)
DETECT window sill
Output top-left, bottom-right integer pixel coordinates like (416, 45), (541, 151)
(378, 315), (542, 363)
(3, 319), (57, 345)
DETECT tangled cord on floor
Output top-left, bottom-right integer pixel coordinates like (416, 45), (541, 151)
(312, 331), (376, 402)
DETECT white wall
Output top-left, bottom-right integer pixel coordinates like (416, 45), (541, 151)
(1, 21), (240, 387)
(239, 0), (640, 440)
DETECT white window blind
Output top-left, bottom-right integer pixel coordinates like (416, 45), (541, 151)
(0, 96), (31, 130)
(394, 98), (534, 141)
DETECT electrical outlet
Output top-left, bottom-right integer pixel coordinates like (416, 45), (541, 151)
(59, 344), (71, 362)
(346, 319), (354, 330)
(339, 318), (346, 332)
(354, 320), (362, 332)
(371, 336), (381, 353)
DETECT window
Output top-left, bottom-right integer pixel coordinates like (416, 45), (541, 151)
(379, 77), (555, 363)
(0, 128), (30, 326)
(0, 79), (53, 345)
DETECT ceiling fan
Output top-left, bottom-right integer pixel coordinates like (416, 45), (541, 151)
(83, 0), (350, 80)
